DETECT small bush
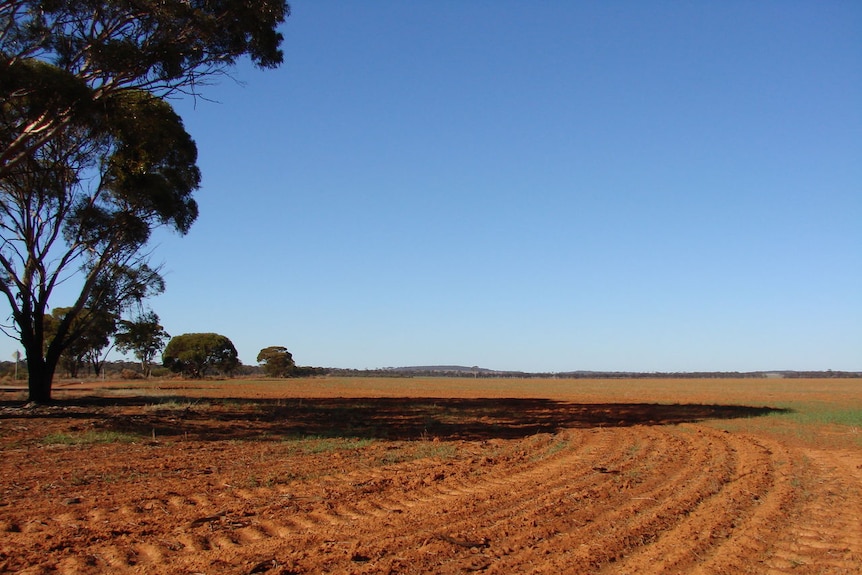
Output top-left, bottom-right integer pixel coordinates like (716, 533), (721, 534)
(120, 369), (145, 380)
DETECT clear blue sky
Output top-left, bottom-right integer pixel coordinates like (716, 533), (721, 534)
(5, 1), (862, 372)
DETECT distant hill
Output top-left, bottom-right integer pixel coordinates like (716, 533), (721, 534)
(392, 365), (499, 373)
(325, 366), (862, 379)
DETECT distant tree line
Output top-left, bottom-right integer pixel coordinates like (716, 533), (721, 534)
(0, 352), (327, 382)
(35, 325), (862, 383)
(2, 308), (172, 380)
(1, 319), (324, 381)
(324, 368), (862, 379)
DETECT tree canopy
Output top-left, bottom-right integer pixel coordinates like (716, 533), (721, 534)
(1, 0), (289, 179)
(44, 306), (116, 378)
(114, 311), (170, 377)
(0, 1), (289, 402)
(163, 333), (239, 378)
(257, 346), (296, 377)
(0, 81), (198, 401)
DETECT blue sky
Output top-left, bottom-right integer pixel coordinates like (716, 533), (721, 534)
(5, 1), (861, 372)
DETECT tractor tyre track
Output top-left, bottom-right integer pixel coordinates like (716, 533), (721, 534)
(2, 422), (860, 574)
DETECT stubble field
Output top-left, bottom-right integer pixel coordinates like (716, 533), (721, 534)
(1, 377), (860, 574)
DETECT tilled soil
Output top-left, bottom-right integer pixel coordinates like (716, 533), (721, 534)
(1, 382), (860, 574)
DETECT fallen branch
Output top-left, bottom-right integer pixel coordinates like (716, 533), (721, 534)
(190, 511), (227, 527)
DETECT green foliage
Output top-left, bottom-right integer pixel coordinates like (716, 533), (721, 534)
(257, 346), (296, 378)
(0, 2), (288, 101)
(163, 333), (239, 378)
(114, 311), (170, 377)
(0, 1), (288, 402)
(45, 307), (117, 378)
(99, 91), (201, 235)
(0, 84), (193, 397)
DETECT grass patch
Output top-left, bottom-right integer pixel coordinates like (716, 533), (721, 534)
(414, 441), (458, 460)
(142, 399), (212, 412)
(41, 430), (142, 445)
(767, 405), (862, 427)
(527, 434), (571, 462)
(708, 401), (862, 448)
(545, 436), (571, 457)
(281, 435), (375, 454)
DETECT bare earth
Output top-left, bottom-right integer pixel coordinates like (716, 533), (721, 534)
(1, 378), (860, 574)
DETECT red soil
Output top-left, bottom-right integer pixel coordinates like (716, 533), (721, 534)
(1, 378), (859, 574)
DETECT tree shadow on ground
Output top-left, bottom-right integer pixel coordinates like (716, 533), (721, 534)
(0, 396), (791, 441)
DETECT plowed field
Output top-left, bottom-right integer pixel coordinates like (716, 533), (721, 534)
(1, 377), (860, 574)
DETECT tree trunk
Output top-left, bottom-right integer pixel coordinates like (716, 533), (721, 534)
(26, 357), (55, 404)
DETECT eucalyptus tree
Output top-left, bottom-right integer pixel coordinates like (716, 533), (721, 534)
(163, 333), (239, 378)
(1, 0), (289, 179)
(0, 87), (198, 401)
(114, 310), (170, 377)
(0, 1), (289, 402)
(45, 306), (117, 378)
(257, 346), (296, 377)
